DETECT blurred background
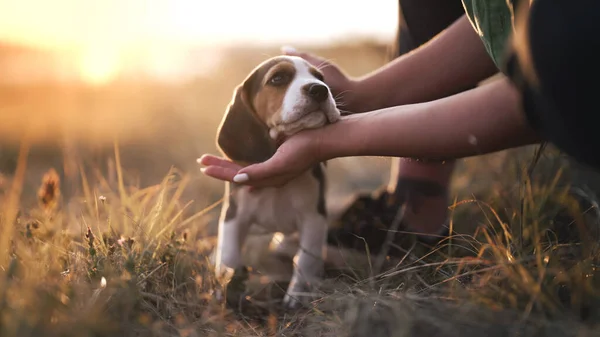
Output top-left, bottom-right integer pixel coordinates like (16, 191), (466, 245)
(0, 0), (408, 231)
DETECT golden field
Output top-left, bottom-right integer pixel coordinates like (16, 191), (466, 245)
(1, 40), (600, 336)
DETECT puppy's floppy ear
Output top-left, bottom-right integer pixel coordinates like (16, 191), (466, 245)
(216, 81), (277, 165)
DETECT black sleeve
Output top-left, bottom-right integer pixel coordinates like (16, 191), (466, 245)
(503, 0), (600, 170)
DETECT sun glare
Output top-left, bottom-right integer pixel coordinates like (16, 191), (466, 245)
(0, 1), (397, 84)
(77, 46), (122, 85)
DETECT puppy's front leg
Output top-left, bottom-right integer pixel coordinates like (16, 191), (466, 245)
(283, 213), (328, 308)
(214, 184), (250, 283)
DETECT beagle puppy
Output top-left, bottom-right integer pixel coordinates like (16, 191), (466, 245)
(212, 55), (341, 308)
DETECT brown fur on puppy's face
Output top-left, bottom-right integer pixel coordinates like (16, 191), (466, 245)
(252, 61), (297, 125)
(216, 56), (340, 165)
(216, 58), (281, 165)
(252, 56), (340, 139)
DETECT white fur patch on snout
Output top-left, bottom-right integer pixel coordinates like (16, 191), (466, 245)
(277, 57), (340, 135)
(272, 112), (327, 138)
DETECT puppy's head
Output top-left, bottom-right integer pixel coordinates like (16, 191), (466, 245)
(216, 55), (340, 165)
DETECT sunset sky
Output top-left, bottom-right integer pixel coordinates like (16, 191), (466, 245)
(0, 0), (397, 48)
(0, 0), (398, 84)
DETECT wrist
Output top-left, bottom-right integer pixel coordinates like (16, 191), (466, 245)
(347, 79), (362, 111)
(343, 78), (373, 113)
(347, 76), (390, 113)
(317, 115), (366, 161)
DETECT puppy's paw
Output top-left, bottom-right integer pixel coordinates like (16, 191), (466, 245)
(281, 277), (319, 310)
(282, 292), (302, 310)
(213, 266), (249, 305)
(214, 264), (236, 285)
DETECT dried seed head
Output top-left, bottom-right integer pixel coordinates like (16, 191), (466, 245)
(38, 168), (61, 212)
(85, 226), (95, 247)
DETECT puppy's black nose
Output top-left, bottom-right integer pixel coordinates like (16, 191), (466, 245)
(305, 83), (329, 103)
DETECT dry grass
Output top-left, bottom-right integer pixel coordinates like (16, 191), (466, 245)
(1, 41), (600, 336)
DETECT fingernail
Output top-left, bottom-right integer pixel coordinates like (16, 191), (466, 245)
(196, 158), (203, 164)
(200, 167), (207, 174)
(233, 173), (249, 183)
(281, 46), (297, 54)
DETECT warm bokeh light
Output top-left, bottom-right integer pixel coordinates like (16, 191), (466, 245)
(0, 0), (397, 83)
(77, 45), (122, 85)
(0, 0), (396, 156)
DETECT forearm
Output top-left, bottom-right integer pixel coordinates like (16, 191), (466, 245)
(352, 15), (498, 111)
(320, 77), (541, 161)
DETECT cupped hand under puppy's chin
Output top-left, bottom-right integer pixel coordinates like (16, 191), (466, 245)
(198, 127), (324, 188)
(234, 128), (324, 187)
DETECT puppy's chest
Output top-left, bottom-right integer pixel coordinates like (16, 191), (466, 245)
(232, 172), (323, 233)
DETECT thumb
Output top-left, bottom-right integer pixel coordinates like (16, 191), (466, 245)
(232, 155), (285, 183)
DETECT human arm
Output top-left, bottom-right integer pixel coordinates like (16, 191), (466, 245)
(321, 77), (538, 161)
(199, 76), (541, 187)
(314, 14), (499, 112)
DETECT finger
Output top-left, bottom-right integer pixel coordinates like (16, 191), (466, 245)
(235, 173), (298, 189)
(200, 165), (239, 182)
(234, 156), (288, 183)
(197, 154), (225, 166)
(197, 155), (242, 171)
(200, 162), (288, 186)
(280, 46), (326, 68)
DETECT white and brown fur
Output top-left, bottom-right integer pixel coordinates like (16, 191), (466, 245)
(213, 55), (340, 308)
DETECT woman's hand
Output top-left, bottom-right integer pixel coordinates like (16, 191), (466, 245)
(198, 127), (324, 188)
(199, 77), (538, 189)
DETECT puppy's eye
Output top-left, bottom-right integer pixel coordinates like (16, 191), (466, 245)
(269, 72), (289, 86)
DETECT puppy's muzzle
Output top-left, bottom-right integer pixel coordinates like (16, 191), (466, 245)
(304, 83), (329, 103)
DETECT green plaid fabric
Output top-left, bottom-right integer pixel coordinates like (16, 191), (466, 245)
(462, 0), (516, 69)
